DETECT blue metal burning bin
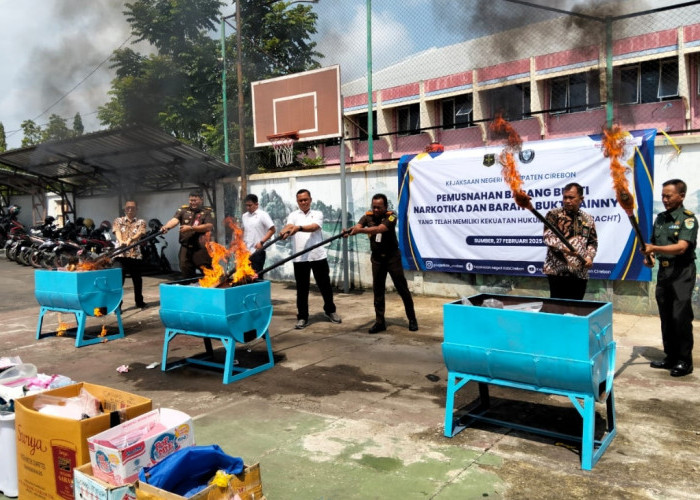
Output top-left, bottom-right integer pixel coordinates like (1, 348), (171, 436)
(159, 279), (274, 384)
(442, 294), (616, 470)
(34, 269), (125, 347)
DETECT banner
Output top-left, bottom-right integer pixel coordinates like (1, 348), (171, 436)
(398, 129), (656, 281)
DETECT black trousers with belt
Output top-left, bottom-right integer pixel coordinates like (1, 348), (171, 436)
(293, 258), (336, 320)
(371, 250), (416, 324)
(656, 259), (695, 365)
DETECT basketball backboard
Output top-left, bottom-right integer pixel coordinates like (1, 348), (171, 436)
(251, 65), (342, 147)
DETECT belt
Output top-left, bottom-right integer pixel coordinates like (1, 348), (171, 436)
(660, 260), (671, 267)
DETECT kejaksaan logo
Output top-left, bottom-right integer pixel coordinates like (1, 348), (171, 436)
(519, 149), (535, 163)
(465, 262), (474, 271)
(425, 261), (434, 270)
(527, 265), (537, 274)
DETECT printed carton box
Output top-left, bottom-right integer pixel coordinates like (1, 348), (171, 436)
(14, 382), (152, 500)
(88, 409), (195, 486)
(73, 463), (136, 500)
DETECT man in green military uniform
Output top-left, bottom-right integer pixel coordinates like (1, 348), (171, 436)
(345, 193), (418, 334)
(642, 179), (697, 377)
(161, 190), (214, 278)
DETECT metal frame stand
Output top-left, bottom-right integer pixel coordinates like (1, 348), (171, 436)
(444, 369), (617, 470)
(161, 328), (274, 384)
(36, 306), (125, 348)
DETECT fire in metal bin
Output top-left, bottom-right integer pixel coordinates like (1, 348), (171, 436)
(159, 279), (274, 384)
(34, 269), (125, 347)
(442, 294), (616, 470)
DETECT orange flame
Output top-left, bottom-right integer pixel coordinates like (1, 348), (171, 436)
(198, 217), (256, 288)
(490, 116), (531, 210)
(94, 307), (104, 317)
(602, 125), (635, 214)
(57, 322), (69, 336)
(99, 325), (108, 337)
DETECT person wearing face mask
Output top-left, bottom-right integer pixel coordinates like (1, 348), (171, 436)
(542, 182), (597, 300)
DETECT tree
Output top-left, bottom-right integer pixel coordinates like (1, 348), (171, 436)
(73, 112), (85, 136)
(98, 0), (321, 167)
(20, 120), (42, 148)
(0, 122), (6, 152)
(41, 114), (72, 142)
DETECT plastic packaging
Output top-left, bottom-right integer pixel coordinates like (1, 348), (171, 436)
(482, 298), (504, 309)
(0, 364), (38, 387)
(460, 297), (472, 305)
(503, 301), (543, 313)
(33, 388), (102, 420)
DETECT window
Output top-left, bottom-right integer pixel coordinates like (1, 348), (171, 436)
(489, 83), (531, 121)
(549, 71), (601, 113)
(442, 94), (473, 129)
(396, 103), (420, 135)
(618, 58), (679, 104)
(356, 111), (378, 141)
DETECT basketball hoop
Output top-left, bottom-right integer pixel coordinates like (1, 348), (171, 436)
(267, 131), (299, 168)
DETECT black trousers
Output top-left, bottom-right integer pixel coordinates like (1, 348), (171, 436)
(249, 250), (266, 274)
(293, 259), (336, 320)
(656, 262), (695, 365)
(113, 257), (143, 305)
(547, 274), (587, 300)
(179, 246), (212, 278)
(371, 251), (416, 324)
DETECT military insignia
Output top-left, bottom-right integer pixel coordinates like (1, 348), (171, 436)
(684, 218), (695, 229)
(483, 154), (495, 167)
(388, 215), (396, 222)
(519, 149), (535, 164)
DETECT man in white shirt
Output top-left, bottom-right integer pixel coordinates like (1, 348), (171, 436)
(281, 189), (341, 329)
(241, 194), (276, 274)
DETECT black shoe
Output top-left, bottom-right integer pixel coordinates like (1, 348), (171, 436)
(368, 323), (386, 334)
(408, 319), (419, 331)
(136, 302), (148, 310)
(670, 361), (693, 377)
(650, 358), (674, 369)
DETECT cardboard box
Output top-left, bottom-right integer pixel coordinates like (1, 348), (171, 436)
(134, 463), (263, 500)
(88, 409), (195, 486)
(73, 463), (136, 500)
(15, 382), (152, 500)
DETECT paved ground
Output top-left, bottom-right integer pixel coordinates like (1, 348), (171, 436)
(1, 256), (699, 499)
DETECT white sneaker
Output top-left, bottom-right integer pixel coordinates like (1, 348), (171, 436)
(295, 319), (308, 329)
(325, 312), (342, 324)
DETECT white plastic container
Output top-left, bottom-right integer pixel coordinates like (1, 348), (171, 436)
(0, 412), (18, 497)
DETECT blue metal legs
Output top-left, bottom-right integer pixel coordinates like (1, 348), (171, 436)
(444, 373), (616, 470)
(161, 328), (275, 384)
(36, 306), (125, 347)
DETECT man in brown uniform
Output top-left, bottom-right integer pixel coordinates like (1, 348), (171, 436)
(346, 193), (418, 333)
(161, 190), (214, 278)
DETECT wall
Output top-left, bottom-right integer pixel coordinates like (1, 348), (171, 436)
(242, 136), (700, 316)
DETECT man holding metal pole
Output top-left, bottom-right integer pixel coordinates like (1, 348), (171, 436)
(112, 200), (147, 309)
(281, 189), (341, 329)
(641, 179), (696, 377)
(542, 182), (597, 300)
(242, 194), (276, 274)
(345, 193), (418, 334)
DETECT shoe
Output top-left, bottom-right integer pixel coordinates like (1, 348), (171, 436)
(368, 323), (386, 334)
(670, 361), (693, 377)
(295, 319), (308, 329)
(650, 358), (674, 369)
(136, 302), (148, 309)
(325, 312), (342, 324)
(408, 319), (419, 332)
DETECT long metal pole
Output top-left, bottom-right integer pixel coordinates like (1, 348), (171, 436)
(236, 1), (247, 204)
(366, 0), (373, 164)
(221, 18), (229, 163)
(258, 230), (350, 276)
(605, 16), (613, 128)
(340, 132), (349, 292)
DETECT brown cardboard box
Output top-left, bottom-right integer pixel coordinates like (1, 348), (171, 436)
(135, 463), (263, 500)
(15, 382), (152, 500)
(73, 463), (136, 500)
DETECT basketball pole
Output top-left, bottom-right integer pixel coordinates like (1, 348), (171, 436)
(340, 112), (349, 294)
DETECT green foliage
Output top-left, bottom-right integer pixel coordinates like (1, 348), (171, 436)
(99, 0), (322, 165)
(73, 113), (85, 136)
(0, 122), (6, 152)
(41, 114), (72, 142)
(299, 155), (325, 167)
(20, 120), (42, 148)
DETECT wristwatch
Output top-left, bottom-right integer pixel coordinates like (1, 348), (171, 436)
(297, 225), (303, 232)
